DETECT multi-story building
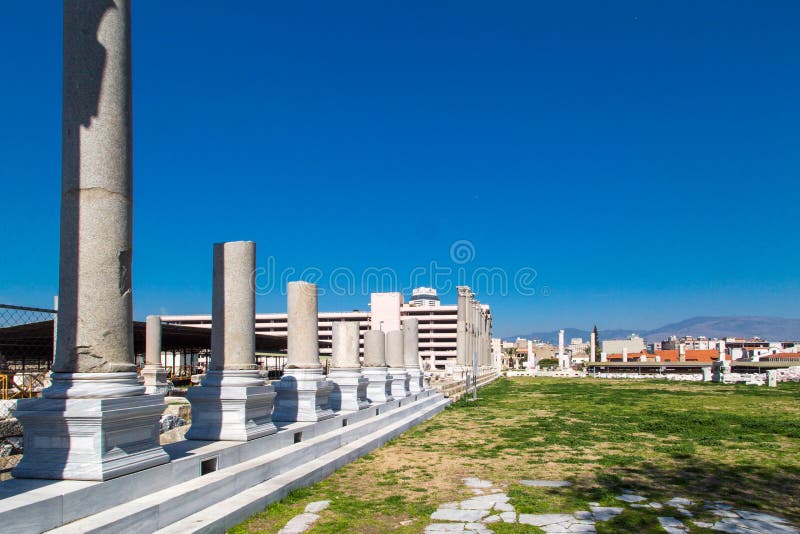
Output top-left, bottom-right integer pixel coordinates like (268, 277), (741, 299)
(162, 287), (491, 373)
(601, 334), (645, 355)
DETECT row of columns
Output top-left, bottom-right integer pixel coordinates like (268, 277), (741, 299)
(12, 1), (426, 481)
(456, 286), (494, 370)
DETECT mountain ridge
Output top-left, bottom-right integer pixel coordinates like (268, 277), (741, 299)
(508, 316), (800, 345)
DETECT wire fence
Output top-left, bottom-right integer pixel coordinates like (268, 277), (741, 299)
(0, 304), (55, 399)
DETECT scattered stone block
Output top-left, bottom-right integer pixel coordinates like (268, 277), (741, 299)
(484, 515), (500, 523)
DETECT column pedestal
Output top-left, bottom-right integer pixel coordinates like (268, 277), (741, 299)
(12, 373), (168, 481)
(328, 368), (370, 411)
(407, 368), (424, 393)
(272, 368), (334, 422)
(362, 367), (393, 404)
(142, 365), (169, 395)
(388, 368), (409, 398)
(186, 370), (277, 441)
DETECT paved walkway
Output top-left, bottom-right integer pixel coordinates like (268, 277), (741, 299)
(423, 478), (799, 534)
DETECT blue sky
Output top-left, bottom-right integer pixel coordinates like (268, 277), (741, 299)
(1, 1), (798, 337)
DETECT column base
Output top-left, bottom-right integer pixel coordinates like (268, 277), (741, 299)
(388, 368), (410, 398)
(185, 370), (277, 441)
(142, 366), (170, 395)
(328, 368), (370, 411)
(12, 393), (169, 481)
(407, 367), (424, 393)
(362, 367), (394, 404)
(272, 368), (334, 422)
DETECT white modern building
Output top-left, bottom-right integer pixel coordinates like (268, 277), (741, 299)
(162, 287), (492, 373)
(601, 334), (646, 355)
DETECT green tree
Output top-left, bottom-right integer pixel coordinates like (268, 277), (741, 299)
(593, 325), (600, 362)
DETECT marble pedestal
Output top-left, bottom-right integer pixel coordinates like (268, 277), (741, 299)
(272, 368), (334, 422)
(407, 368), (424, 394)
(327, 368), (370, 412)
(186, 370), (277, 441)
(142, 366), (169, 395)
(12, 373), (168, 481)
(388, 368), (410, 398)
(363, 367), (394, 403)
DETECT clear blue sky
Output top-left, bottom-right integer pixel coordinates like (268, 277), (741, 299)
(1, 1), (798, 337)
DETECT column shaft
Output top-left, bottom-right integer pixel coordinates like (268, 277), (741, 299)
(287, 281), (321, 369)
(55, 0), (134, 374)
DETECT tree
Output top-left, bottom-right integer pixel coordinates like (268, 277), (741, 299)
(593, 325), (600, 362)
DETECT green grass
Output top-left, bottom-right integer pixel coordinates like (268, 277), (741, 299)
(231, 377), (800, 532)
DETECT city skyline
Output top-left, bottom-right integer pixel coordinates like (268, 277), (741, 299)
(1, 2), (798, 338)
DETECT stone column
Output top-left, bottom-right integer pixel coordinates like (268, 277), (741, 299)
(622, 347), (628, 363)
(456, 286), (469, 368)
(600, 351), (607, 363)
(718, 339), (727, 362)
(590, 331), (596, 364)
(272, 281), (334, 422)
(142, 315), (169, 394)
(362, 329), (393, 403)
(404, 318), (424, 393)
(12, 0), (168, 481)
(186, 241), (277, 440)
(386, 330), (409, 398)
(328, 322), (369, 411)
(679, 343), (686, 362)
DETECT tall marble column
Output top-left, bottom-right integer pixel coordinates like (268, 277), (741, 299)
(142, 315), (169, 394)
(718, 339), (727, 362)
(328, 322), (369, 411)
(186, 241), (277, 440)
(456, 286), (469, 368)
(12, 0), (168, 481)
(362, 330), (394, 403)
(272, 282), (334, 422)
(590, 331), (596, 364)
(404, 318), (424, 393)
(386, 330), (409, 398)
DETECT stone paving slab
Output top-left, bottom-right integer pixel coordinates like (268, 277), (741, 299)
(431, 509), (490, 522)
(304, 500), (330, 513)
(518, 513), (575, 526)
(277, 512), (319, 534)
(616, 493), (646, 503)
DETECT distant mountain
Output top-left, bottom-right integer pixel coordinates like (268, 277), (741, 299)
(509, 316), (800, 344)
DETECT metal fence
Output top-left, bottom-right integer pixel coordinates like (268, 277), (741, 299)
(0, 304), (55, 399)
(0, 304), (55, 372)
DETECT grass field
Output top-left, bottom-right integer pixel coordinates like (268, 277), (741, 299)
(231, 377), (800, 533)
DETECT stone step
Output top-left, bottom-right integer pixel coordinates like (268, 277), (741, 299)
(45, 392), (448, 534)
(157, 396), (451, 534)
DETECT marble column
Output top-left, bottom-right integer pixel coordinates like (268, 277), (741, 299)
(328, 322), (369, 411)
(622, 347), (628, 363)
(600, 351), (607, 363)
(679, 343), (686, 362)
(456, 286), (469, 368)
(718, 339), (727, 362)
(12, 0), (168, 481)
(142, 315), (169, 394)
(404, 318), (424, 393)
(590, 331), (596, 363)
(362, 330), (394, 403)
(387, 330), (409, 398)
(272, 281), (334, 422)
(186, 241), (277, 440)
